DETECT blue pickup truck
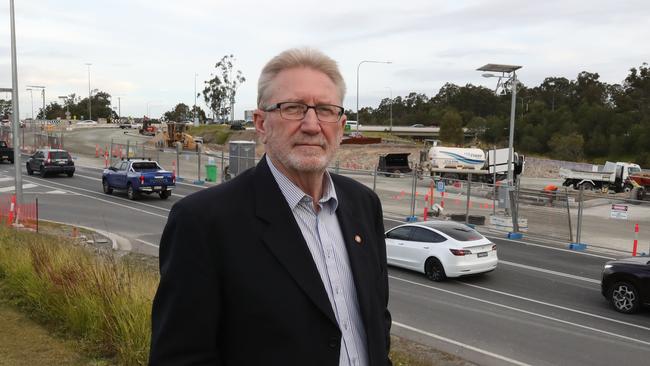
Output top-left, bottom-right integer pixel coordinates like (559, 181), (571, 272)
(102, 159), (175, 200)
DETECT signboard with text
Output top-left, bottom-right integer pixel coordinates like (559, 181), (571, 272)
(610, 204), (628, 220)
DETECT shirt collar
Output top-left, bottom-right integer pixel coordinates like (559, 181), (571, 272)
(266, 155), (338, 212)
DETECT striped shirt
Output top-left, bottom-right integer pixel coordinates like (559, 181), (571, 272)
(266, 156), (368, 366)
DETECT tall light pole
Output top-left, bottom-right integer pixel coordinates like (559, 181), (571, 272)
(194, 73), (198, 124)
(356, 60), (391, 132)
(118, 96), (122, 119)
(85, 63), (92, 120)
(58, 96), (69, 119)
(385, 86), (393, 133)
(548, 81), (556, 112)
(477, 64), (521, 186)
(26, 88), (34, 119)
(26, 85), (45, 119)
(8, 0), (23, 206)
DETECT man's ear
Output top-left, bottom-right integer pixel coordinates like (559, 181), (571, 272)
(253, 109), (268, 143)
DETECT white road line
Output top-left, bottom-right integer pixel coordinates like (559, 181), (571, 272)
(392, 321), (532, 366)
(0, 183), (38, 192)
(134, 238), (160, 248)
(486, 235), (617, 260)
(21, 178), (169, 219)
(73, 172), (187, 198)
(499, 260), (601, 284)
(24, 176), (171, 213)
(389, 275), (650, 347)
(0, 177), (13, 182)
(383, 216), (616, 260)
(458, 281), (650, 333)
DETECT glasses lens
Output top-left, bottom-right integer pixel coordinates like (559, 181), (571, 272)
(315, 105), (342, 122)
(279, 103), (306, 120)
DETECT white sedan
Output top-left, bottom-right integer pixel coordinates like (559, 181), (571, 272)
(385, 220), (497, 281)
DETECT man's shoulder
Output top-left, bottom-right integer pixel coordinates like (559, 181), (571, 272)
(173, 167), (257, 212)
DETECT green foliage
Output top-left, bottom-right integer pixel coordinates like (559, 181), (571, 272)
(202, 54), (246, 122)
(548, 132), (585, 161)
(38, 92), (117, 121)
(0, 227), (157, 365)
(188, 124), (233, 144)
(0, 99), (11, 118)
(354, 63), (650, 164)
(439, 110), (464, 145)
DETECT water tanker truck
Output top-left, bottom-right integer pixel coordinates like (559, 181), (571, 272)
(419, 146), (524, 183)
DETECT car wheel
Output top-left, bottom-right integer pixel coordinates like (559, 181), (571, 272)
(26, 163), (33, 175)
(425, 257), (446, 282)
(392, 169), (401, 178)
(67, 172), (74, 177)
(580, 182), (594, 191)
(102, 180), (113, 194)
(127, 185), (138, 200)
(40, 166), (47, 178)
(609, 281), (641, 314)
(159, 190), (170, 199)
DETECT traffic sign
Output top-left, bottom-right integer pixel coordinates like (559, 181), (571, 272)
(610, 204), (628, 220)
(436, 181), (445, 192)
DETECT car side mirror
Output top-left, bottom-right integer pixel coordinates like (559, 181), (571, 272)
(109, 167), (117, 171)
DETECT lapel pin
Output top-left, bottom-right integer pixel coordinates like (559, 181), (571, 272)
(354, 234), (362, 244)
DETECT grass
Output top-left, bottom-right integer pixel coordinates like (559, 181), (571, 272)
(0, 225), (461, 366)
(188, 124), (233, 144)
(0, 226), (157, 365)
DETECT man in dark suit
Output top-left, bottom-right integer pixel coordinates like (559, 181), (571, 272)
(150, 47), (391, 366)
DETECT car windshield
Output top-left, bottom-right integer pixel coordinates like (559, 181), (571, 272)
(131, 162), (161, 171)
(49, 151), (70, 159)
(435, 225), (483, 241)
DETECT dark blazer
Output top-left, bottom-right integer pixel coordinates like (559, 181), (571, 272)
(150, 157), (391, 366)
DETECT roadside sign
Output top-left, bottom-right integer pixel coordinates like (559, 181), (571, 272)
(436, 181), (445, 192)
(610, 204), (628, 220)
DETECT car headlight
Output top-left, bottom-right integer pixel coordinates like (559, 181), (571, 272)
(604, 264), (613, 269)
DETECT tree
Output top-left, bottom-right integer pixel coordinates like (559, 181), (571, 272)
(439, 110), (464, 145)
(202, 54), (246, 122)
(0, 99), (11, 119)
(163, 103), (192, 122)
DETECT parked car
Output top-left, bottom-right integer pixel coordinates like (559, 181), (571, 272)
(0, 140), (14, 164)
(102, 159), (175, 200)
(77, 120), (97, 125)
(26, 149), (75, 177)
(601, 257), (650, 313)
(230, 122), (245, 130)
(411, 124), (425, 128)
(384, 220), (497, 281)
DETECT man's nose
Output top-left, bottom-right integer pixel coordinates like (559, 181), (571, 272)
(300, 108), (321, 133)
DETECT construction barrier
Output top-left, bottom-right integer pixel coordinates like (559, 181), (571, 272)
(0, 195), (38, 231)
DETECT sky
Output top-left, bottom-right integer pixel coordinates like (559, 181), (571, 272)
(1, 0), (649, 120)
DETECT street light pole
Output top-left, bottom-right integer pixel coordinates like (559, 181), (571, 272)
(85, 63), (92, 120)
(118, 96), (121, 119)
(506, 72), (518, 185)
(194, 73), (198, 123)
(9, 0), (23, 207)
(356, 60), (391, 133)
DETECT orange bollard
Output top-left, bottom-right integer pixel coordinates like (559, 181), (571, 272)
(441, 191), (445, 208)
(632, 223), (639, 256)
(423, 206), (428, 221)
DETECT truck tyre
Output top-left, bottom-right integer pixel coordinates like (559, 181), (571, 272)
(26, 163), (33, 176)
(40, 166), (47, 178)
(127, 184), (138, 200)
(630, 187), (646, 201)
(159, 190), (171, 199)
(579, 182), (594, 191)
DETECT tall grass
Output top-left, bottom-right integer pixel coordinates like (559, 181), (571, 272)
(0, 227), (158, 365)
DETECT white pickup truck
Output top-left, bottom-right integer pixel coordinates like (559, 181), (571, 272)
(560, 161), (642, 192)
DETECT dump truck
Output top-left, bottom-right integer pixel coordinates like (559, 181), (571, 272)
(377, 153), (412, 176)
(560, 161), (641, 192)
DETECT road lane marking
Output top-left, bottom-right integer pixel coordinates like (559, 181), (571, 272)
(383, 216), (616, 260)
(135, 238), (159, 248)
(23, 176), (171, 213)
(0, 183), (38, 192)
(392, 321), (532, 366)
(458, 281), (650, 333)
(499, 260), (601, 284)
(21, 178), (169, 219)
(0, 177), (13, 182)
(74, 172), (187, 198)
(389, 275), (650, 347)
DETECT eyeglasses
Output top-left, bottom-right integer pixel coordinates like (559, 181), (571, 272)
(263, 102), (344, 123)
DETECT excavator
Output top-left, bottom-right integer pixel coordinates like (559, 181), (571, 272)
(160, 122), (200, 151)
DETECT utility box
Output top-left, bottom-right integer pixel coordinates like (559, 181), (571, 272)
(228, 140), (256, 176)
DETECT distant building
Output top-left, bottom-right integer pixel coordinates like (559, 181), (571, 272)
(244, 109), (254, 123)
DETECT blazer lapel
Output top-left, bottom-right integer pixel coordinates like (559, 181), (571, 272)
(334, 184), (378, 342)
(253, 157), (337, 326)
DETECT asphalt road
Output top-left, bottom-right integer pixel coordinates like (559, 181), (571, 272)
(1, 163), (649, 366)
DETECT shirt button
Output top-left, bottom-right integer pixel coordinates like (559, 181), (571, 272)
(329, 337), (339, 348)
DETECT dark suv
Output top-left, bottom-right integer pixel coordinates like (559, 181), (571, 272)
(601, 257), (650, 313)
(26, 149), (75, 177)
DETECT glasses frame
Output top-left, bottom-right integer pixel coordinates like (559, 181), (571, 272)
(263, 102), (344, 123)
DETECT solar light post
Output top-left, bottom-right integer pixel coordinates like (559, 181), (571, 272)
(8, 0), (23, 206)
